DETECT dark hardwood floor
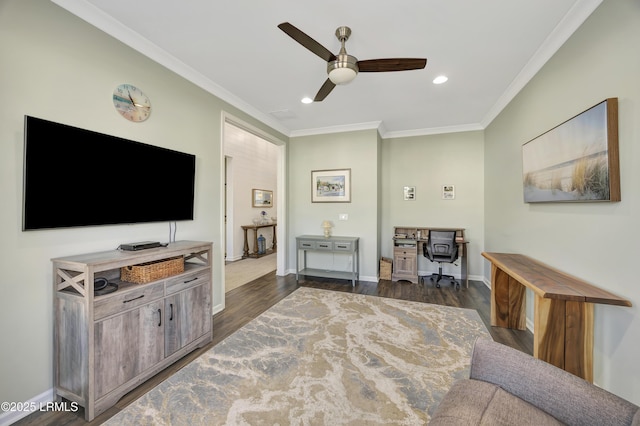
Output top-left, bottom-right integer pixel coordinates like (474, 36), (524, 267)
(16, 273), (532, 425)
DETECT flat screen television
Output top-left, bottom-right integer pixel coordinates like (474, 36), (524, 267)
(23, 116), (196, 230)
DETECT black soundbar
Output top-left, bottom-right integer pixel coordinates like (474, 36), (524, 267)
(120, 241), (163, 251)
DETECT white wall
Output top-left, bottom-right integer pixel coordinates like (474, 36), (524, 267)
(381, 131), (485, 278)
(484, 0), (640, 404)
(224, 122), (278, 260)
(0, 0), (286, 414)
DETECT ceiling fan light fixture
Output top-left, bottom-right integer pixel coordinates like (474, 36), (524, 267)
(278, 23), (427, 101)
(329, 67), (357, 85)
(327, 54), (359, 85)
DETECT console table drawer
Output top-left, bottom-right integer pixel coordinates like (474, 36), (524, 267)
(298, 240), (316, 249)
(315, 241), (333, 250)
(333, 241), (353, 251)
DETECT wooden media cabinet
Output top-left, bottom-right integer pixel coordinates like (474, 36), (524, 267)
(52, 241), (213, 421)
(482, 252), (631, 382)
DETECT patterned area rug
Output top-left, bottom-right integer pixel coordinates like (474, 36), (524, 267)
(105, 287), (490, 425)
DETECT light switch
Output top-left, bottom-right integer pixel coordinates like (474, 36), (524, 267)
(339, 214), (348, 220)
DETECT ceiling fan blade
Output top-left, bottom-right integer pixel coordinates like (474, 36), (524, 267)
(357, 58), (427, 72)
(313, 79), (336, 102)
(278, 22), (336, 63)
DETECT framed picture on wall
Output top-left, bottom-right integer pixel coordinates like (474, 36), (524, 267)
(311, 169), (351, 203)
(403, 186), (416, 200)
(522, 98), (620, 203)
(442, 185), (455, 200)
(252, 189), (273, 207)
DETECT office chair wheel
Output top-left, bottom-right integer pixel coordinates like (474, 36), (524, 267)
(435, 283), (441, 288)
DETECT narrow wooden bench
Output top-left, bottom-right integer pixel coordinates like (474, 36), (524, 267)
(482, 252), (631, 382)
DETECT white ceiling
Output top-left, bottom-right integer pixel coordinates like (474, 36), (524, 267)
(52, 0), (602, 138)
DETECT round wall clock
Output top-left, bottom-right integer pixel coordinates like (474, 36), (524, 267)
(113, 83), (151, 122)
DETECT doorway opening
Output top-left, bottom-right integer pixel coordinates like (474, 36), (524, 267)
(221, 113), (286, 292)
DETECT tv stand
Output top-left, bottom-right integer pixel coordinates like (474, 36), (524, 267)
(52, 241), (213, 421)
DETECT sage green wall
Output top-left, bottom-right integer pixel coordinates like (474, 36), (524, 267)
(0, 0), (286, 409)
(287, 129), (485, 282)
(288, 129), (380, 280)
(381, 132), (485, 278)
(484, 0), (639, 404)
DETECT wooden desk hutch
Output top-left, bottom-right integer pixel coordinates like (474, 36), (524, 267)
(392, 226), (468, 287)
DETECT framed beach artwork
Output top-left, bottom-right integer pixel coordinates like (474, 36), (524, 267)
(312, 169), (351, 203)
(522, 98), (620, 203)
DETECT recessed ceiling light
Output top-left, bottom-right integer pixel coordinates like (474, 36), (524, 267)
(433, 75), (448, 84)
(301, 97), (313, 104)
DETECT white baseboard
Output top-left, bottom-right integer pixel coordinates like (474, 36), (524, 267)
(481, 276), (491, 288)
(0, 388), (55, 426)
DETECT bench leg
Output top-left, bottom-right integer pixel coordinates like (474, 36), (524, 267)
(534, 296), (594, 382)
(489, 263), (594, 382)
(534, 296), (566, 369)
(490, 264), (526, 330)
(565, 301), (594, 382)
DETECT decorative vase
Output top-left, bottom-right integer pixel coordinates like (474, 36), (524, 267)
(257, 234), (266, 254)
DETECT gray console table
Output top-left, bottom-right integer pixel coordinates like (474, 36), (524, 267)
(296, 235), (359, 286)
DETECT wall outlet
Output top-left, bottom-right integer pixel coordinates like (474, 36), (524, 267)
(339, 214), (348, 221)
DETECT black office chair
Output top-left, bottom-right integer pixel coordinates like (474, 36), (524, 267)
(421, 230), (459, 289)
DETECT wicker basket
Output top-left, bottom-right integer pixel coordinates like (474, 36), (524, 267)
(121, 256), (184, 284)
(380, 257), (393, 280)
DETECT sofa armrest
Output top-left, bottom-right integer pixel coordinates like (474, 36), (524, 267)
(470, 338), (639, 426)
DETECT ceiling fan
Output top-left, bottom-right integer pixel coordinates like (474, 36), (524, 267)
(278, 22), (427, 102)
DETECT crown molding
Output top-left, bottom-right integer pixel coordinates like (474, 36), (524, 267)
(382, 123), (484, 139)
(52, 0), (602, 141)
(50, 0), (290, 137)
(289, 121), (383, 138)
(481, 0), (603, 128)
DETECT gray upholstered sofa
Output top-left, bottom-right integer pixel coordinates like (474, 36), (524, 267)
(430, 338), (640, 426)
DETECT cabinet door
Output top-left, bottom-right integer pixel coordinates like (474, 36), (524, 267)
(94, 300), (164, 399)
(164, 282), (211, 357)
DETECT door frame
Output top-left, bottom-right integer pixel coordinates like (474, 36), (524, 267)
(220, 112), (287, 277)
